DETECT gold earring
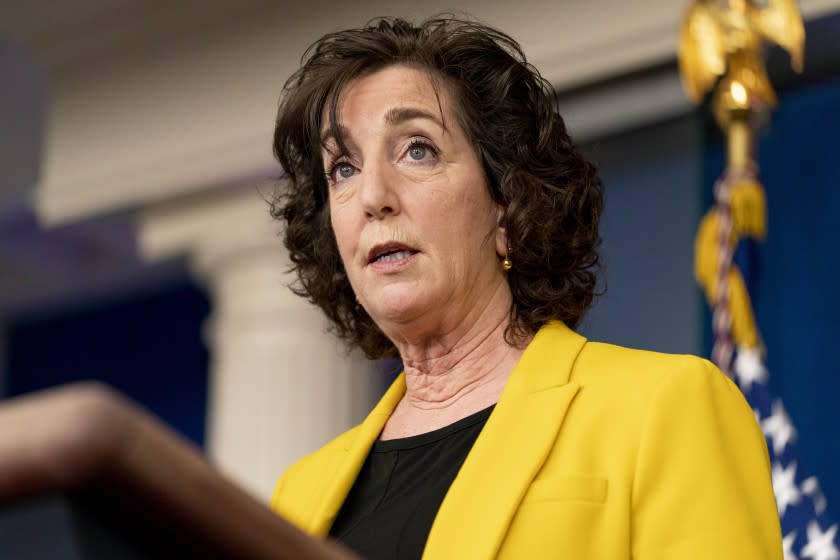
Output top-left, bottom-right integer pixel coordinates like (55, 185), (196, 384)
(502, 246), (513, 271)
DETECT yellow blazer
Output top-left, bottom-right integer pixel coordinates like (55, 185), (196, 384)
(271, 322), (782, 559)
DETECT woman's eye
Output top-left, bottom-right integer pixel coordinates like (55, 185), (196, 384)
(405, 141), (437, 163)
(328, 161), (355, 183)
(337, 163), (355, 179)
(408, 144), (428, 160)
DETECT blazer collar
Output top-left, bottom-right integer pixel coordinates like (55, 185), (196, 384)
(423, 321), (586, 559)
(306, 373), (406, 536)
(307, 321), (587, 557)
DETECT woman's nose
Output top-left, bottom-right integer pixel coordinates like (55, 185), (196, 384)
(359, 161), (400, 220)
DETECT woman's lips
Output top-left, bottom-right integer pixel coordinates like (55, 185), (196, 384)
(367, 242), (418, 263)
(367, 246), (419, 273)
(374, 249), (415, 263)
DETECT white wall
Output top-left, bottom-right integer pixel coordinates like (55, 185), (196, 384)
(29, 0), (840, 226)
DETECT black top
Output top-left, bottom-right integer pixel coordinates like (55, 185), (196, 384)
(329, 404), (495, 560)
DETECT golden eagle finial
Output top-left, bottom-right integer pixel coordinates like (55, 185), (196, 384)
(679, 0), (804, 118)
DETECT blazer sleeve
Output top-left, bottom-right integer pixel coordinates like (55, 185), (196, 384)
(630, 357), (783, 559)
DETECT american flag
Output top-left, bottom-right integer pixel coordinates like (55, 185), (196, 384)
(732, 346), (839, 560)
(710, 172), (839, 560)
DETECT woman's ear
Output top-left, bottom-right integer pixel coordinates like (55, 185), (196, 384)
(495, 206), (508, 258)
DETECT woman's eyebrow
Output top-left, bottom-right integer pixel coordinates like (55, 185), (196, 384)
(320, 124), (352, 148)
(384, 107), (446, 131)
(319, 106), (446, 149)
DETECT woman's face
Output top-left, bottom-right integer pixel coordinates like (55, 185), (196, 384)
(323, 65), (508, 337)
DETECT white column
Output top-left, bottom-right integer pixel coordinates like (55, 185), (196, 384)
(139, 187), (380, 500)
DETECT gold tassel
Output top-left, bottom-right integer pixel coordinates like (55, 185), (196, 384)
(693, 179), (767, 350)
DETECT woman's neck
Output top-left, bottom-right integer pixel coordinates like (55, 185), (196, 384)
(381, 286), (531, 439)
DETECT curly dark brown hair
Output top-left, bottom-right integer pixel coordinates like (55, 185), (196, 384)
(271, 15), (602, 359)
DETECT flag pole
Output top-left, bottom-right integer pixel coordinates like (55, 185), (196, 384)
(679, 0), (803, 373)
(679, 3), (840, 557)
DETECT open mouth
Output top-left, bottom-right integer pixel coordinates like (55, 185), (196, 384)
(367, 243), (419, 265)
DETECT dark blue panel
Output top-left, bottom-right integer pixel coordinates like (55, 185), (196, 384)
(581, 116), (703, 355)
(5, 282), (210, 448)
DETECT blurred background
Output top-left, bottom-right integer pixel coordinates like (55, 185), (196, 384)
(1, 0), (838, 506)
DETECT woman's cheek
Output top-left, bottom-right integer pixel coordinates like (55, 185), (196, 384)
(329, 181), (357, 207)
(329, 213), (359, 269)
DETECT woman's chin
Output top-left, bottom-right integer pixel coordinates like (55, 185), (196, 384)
(366, 287), (431, 326)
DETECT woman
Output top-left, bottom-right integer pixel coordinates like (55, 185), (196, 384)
(269, 16), (782, 559)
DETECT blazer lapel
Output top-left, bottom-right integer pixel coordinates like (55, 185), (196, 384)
(307, 374), (406, 536)
(423, 322), (587, 560)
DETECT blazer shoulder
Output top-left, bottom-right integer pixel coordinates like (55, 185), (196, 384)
(572, 341), (751, 422)
(575, 340), (727, 390)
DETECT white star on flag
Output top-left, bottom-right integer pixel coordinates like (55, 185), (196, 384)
(734, 345), (768, 391)
(773, 461), (802, 516)
(803, 477), (828, 516)
(763, 399), (798, 455)
(784, 531), (799, 560)
(801, 521), (839, 560)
